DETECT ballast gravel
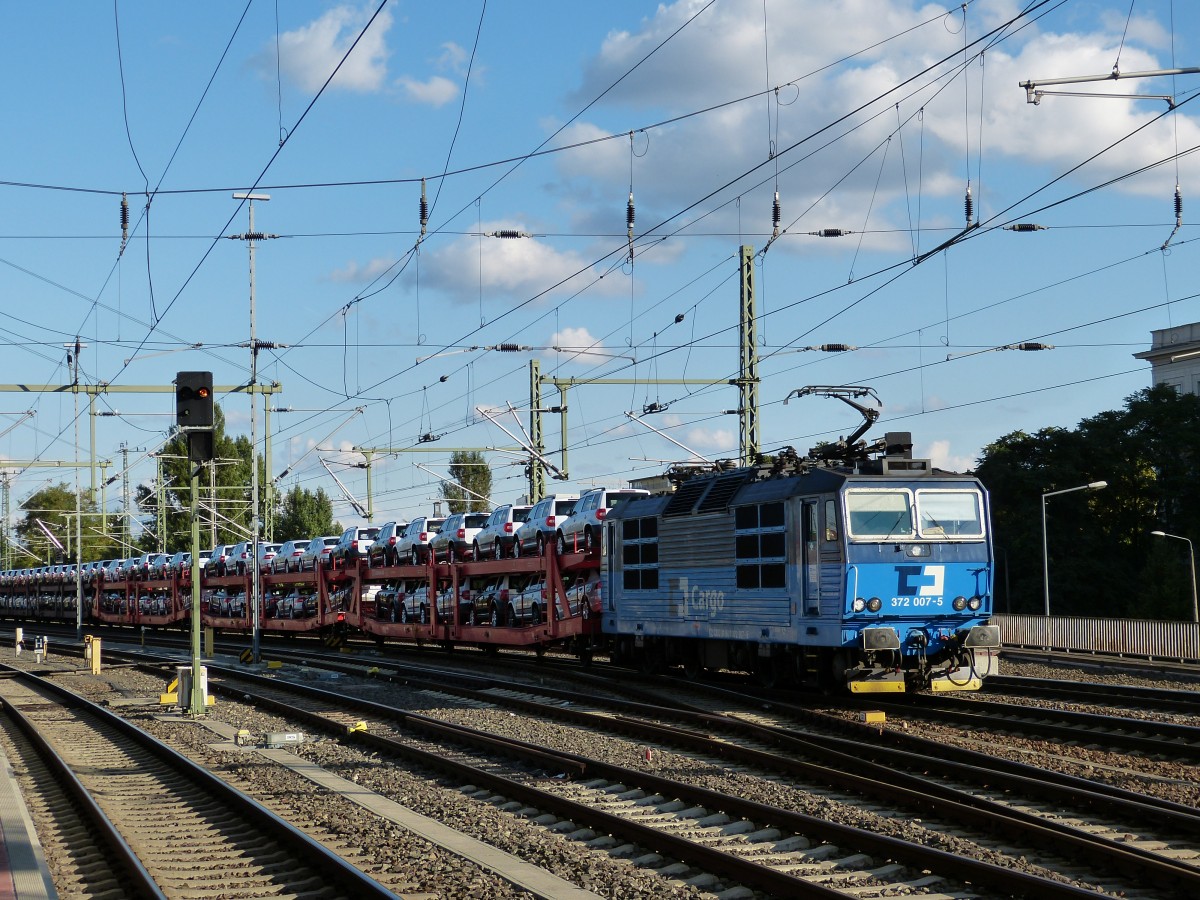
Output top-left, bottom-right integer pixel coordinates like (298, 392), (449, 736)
(7, 645), (1198, 899)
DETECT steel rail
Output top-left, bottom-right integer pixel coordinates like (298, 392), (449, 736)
(870, 693), (1200, 759)
(0, 692), (164, 899)
(986, 674), (1200, 713)
(0, 664), (398, 899)
(207, 663), (1110, 899)
(213, 656), (1200, 895)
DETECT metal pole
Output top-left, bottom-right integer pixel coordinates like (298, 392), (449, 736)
(121, 444), (131, 552)
(234, 192), (270, 665)
(528, 360), (544, 502)
(74, 371), (82, 640)
(1, 476), (9, 571)
(557, 385), (569, 480)
(1189, 538), (1198, 625)
(210, 461), (217, 547)
(156, 454), (165, 553)
(1152, 531), (1199, 624)
(189, 465), (204, 716)
(1042, 481), (1107, 620)
(250, 199), (260, 664)
(1041, 496), (1049, 618)
(89, 392), (97, 504)
(738, 244), (759, 467)
(264, 404), (273, 541)
(364, 450), (373, 522)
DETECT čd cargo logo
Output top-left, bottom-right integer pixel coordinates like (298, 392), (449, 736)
(678, 577), (725, 616)
(895, 564), (944, 598)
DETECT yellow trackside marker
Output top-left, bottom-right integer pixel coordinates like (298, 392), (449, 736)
(266, 660), (283, 670)
(861, 710), (886, 725)
(159, 693), (179, 705)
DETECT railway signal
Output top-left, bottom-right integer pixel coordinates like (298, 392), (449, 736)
(176, 371), (214, 464)
(175, 371), (213, 428)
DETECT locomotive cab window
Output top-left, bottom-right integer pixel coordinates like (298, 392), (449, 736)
(845, 489), (914, 540)
(914, 489), (985, 539)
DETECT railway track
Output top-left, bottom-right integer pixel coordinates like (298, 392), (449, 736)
(329, 651), (1200, 889)
(19, 629), (1200, 897)
(198, 659), (1115, 899)
(0, 663), (397, 900)
(508, 688), (1200, 893)
(856, 692), (1200, 760)
(984, 674), (1200, 714)
(94, 636), (1189, 898)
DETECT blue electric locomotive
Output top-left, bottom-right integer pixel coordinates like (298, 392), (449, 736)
(601, 422), (1000, 692)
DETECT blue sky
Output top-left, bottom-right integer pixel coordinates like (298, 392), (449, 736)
(2, 0), (1197, 531)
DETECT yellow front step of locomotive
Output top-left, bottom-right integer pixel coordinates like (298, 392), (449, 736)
(930, 674), (983, 692)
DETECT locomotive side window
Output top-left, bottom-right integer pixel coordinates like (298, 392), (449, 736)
(622, 517), (659, 590)
(802, 500), (820, 614)
(845, 490), (914, 539)
(734, 502), (787, 589)
(823, 499), (839, 542)
(914, 490), (984, 538)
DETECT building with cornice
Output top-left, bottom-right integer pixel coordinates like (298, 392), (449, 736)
(1134, 322), (1200, 396)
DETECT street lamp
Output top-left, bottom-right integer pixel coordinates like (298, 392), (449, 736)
(1042, 480), (1107, 617)
(1151, 530), (1199, 624)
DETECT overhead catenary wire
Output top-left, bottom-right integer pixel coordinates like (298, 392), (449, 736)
(4, 0), (1185, 513)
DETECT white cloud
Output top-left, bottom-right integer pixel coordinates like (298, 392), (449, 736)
(624, 412), (735, 458)
(545, 326), (612, 365)
(436, 42), (469, 73)
(312, 439), (364, 471)
(555, 1), (1198, 248)
(684, 426), (736, 454)
(923, 439), (974, 473)
(398, 74), (458, 107)
(421, 222), (621, 304)
(927, 31), (1198, 198)
(277, 5), (392, 93)
(396, 41), (470, 107)
(326, 256), (399, 283)
(557, 3), (970, 248)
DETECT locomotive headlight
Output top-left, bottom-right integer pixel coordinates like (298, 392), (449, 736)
(866, 597), (882, 612)
(967, 596), (983, 611)
(952, 596), (967, 611)
(852, 597), (866, 612)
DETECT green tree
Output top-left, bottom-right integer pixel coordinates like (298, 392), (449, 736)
(152, 404), (264, 553)
(274, 484), (336, 541)
(441, 450), (492, 513)
(975, 386), (1200, 620)
(15, 483), (121, 564)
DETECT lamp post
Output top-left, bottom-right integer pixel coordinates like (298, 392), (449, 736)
(1151, 530), (1199, 624)
(1042, 480), (1107, 617)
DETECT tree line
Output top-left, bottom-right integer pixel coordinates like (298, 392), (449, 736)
(11, 406), (338, 562)
(8, 410), (496, 565)
(975, 386), (1200, 621)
